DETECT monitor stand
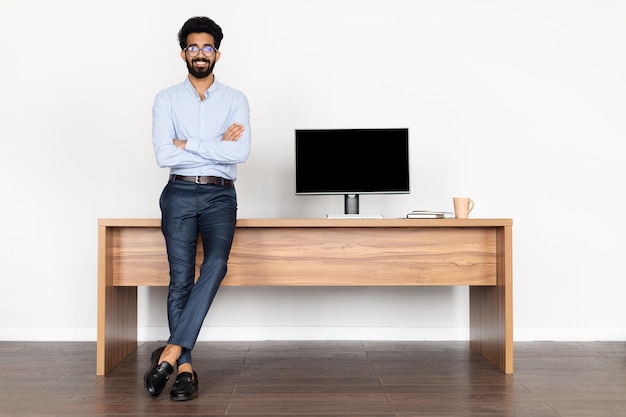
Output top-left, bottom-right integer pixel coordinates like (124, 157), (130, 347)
(326, 195), (382, 218)
(345, 194), (359, 214)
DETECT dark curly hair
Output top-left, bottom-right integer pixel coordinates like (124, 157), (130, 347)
(178, 16), (224, 50)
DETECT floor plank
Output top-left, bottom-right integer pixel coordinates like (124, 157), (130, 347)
(0, 341), (624, 416)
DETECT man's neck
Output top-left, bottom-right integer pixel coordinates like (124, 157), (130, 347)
(188, 73), (215, 100)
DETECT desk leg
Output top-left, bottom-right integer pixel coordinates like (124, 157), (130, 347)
(469, 225), (513, 374)
(97, 226), (138, 375)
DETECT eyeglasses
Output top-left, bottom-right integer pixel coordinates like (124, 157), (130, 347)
(184, 45), (216, 57)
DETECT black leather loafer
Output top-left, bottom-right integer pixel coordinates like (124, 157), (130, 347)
(170, 370), (198, 401)
(143, 346), (174, 398)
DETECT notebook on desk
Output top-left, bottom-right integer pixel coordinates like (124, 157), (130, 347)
(406, 210), (454, 219)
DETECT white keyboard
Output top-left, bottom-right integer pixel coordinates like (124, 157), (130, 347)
(326, 214), (384, 219)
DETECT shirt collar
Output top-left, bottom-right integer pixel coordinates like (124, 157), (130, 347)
(184, 76), (220, 99)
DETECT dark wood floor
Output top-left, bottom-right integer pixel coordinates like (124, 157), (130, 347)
(0, 340), (625, 416)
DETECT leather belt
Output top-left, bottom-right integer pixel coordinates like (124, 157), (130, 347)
(170, 175), (234, 186)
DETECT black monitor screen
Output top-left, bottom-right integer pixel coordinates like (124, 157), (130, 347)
(295, 128), (410, 195)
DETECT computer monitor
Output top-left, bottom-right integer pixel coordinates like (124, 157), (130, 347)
(295, 128), (410, 215)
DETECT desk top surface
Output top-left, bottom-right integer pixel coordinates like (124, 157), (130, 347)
(99, 218), (512, 228)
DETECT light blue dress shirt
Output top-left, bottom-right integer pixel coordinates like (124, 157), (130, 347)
(152, 77), (251, 181)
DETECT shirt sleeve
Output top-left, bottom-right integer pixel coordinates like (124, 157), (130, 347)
(151, 90), (208, 169)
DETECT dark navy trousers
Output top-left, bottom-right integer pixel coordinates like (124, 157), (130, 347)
(159, 179), (237, 366)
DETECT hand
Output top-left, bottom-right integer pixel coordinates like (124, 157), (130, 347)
(173, 139), (187, 149)
(222, 123), (245, 141)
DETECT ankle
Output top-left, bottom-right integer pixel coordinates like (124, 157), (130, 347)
(159, 344), (182, 366)
(178, 363), (193, 375)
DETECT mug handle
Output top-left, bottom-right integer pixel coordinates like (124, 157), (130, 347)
(467, 199), (475, 214)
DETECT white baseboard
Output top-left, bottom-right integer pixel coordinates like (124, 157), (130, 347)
(513, 328), (626, 341)
(0, 327), (624, 342)
(0, 327), (96, 341)
(141, 326), (472, 341)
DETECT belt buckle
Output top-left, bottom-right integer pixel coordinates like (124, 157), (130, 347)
(194, 176), (202, 184)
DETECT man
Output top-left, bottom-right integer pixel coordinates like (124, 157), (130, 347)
(144, 16), (251, 401)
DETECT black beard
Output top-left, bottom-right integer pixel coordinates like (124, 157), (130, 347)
(186, 58), (215, 79)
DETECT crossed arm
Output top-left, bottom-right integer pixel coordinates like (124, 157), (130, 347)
(173, 123), (245, 149)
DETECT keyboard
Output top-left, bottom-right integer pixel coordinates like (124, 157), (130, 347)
(326, 214), (384, 219)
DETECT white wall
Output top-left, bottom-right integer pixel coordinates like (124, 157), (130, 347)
(1, 0), (624, 342)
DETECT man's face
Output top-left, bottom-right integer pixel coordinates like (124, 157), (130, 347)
(181, 32), (220, 79)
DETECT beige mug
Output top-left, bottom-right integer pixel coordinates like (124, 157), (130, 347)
(453, 197), (475, 219)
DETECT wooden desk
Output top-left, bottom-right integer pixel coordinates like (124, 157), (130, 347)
(97, 218), (513, 375)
